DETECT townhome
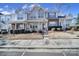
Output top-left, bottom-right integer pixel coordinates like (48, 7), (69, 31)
(0, 4), (74, 33)
(9, 4), (48, 33)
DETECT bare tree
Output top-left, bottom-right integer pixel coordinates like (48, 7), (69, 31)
(0, 25), (1, 30)
(0, 22), (3, 38)
(53, 3), (71, 16)
(53, 3), (64, 16)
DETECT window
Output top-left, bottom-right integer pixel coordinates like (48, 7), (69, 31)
(38, 15), (43, 18)
(35, 25), (37, 28)
(17, 17), (23, 19)
(30, 25), (32, 28)
(1, 18), (4, 21)
(38, 11), (44, 18)
(17, 14), (24, 20)
(7, 18), (10, 21)
(28, 15), (37, 20)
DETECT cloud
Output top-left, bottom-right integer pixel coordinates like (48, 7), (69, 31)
(1, 10), (15, 15)
(4, 5), (8, 8)
(22, 4), (27, 9)
(11, 10), (15, 13)
(0, 8), (3, 11)
(29, 4), (40, 8)
(29, 4), (35, 8)
(1, 6), (15, 15)
(45, 8), (48, 11)
(1, 11), (11, 15)
(3, 5), (9, 12)
(28, 4), (41, 11)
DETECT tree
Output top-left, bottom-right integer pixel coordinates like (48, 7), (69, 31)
(0, 24), (1, 28)
(76, 14), (79, 24)
(0, 13), (3, 15)
(53, 3), (71, 16)
(0, 13), (3, 31)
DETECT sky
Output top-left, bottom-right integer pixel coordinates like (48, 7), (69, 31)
(0, 3), (79, 16)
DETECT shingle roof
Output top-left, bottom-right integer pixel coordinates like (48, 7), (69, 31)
(58, 16), (65, 18)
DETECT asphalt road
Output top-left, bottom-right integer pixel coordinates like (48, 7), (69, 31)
(0, 51), (79, 56)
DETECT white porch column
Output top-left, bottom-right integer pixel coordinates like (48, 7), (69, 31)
(43, 22), (49, 45)
(24, 23), (25, 29)
(25, 23), (27, 30)
(15, 23), (17, 30)
(36, 11), (38, 19)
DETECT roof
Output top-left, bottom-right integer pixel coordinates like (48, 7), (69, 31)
(0, 13), (3, 15)
(58, 16), (66, 18)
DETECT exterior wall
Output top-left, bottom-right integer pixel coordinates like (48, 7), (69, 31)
(59, 17), (73, 29)
(0, 15), (12, 30)
(66, 19), (72, 27)
(59, 18), (65, 27)
(70, 18), (77, 26)
(65, 15), (73, 28)
(11, 14), (27, 22)
(27, 6), (48, 20)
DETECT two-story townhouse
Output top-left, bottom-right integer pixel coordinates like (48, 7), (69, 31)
(10, 4), (48, 33)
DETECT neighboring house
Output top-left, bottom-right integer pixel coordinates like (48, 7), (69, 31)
(0, 14), (12, 30)
(65, 14), (73, 28)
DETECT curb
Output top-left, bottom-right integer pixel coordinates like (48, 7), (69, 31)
(0, 46), (79, 49)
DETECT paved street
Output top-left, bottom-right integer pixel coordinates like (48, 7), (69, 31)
(0, 49), (79, 56)
(0, 51), (79, 56)
(0, 51), (23, 56)
(23, 52), (64, 56)
(0, 51), (64, 56)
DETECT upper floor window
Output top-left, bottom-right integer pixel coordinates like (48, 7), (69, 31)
(7, 18), (10, 21)
(38, 11), (44, 18)
(1, 17), (5, 21)
(6, 15), (12, 21)
(17, 14), (24, 20)
(30, 16), (36, 19)
(38, 14), (44, 18)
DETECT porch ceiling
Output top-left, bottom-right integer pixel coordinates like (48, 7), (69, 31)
(10, 20), (48, 24)
(48, 19), (59, 22)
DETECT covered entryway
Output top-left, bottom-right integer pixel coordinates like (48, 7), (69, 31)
(10, 20), (48, 34)
(48, 18), (62, 31)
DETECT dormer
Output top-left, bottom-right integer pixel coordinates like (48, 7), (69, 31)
(27, 4), (48, 20)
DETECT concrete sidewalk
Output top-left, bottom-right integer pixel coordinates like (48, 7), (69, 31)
(0, 48), (79, 56)
(0, 39), (79, 48)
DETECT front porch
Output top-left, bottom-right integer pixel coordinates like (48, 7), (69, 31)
(10, 20), (48, 34)
(48, 18), (62, 30)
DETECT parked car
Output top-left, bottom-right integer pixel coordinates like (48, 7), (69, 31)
(48, 26), (62, 31)
(1, 29), (8, 34)
(0, 30), (1, 34)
